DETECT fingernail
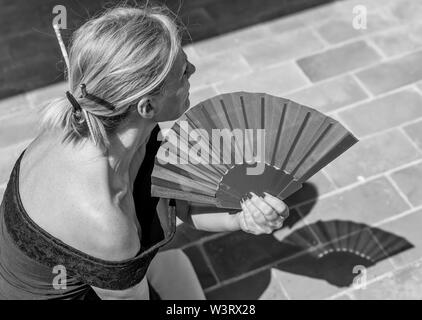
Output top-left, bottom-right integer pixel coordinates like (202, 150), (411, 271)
(256, 191), (265, 198)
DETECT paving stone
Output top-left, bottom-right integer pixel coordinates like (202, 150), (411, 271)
(0, 30), (57, 63)
(182, 44), (201, 67)
(257, 268), (291, 300)
(352, 262), (422, 299)
(276, 247), (395, 299)
(203, 0), (317, 33)
(203, 227), (306, 281)
(272, 257), (350, 299)
(193, 25), (272, 57)
(0, 0), (340, 99)
(238, 28), (324, 70)
(205, 268), (288, 300)
(272, 209), (309, 243)
(25, 82), (67, 112)
(308, 171), (336, 195)
(0, 54), (64, 99)
(0, 141), (29, 185)
(297, 41), (380, 82)
(323, 129), (421, 187)
(316, 13), (398, 45)
(356, 50), (422, 95)
(373, 209), (422, 268)
(183, 245), (218, 289)
(286, 219), (405, 270)
(300, 177), (410, 226)
(188, 52), (251, 87)
(179, 7), (219, 43)
(275, 219), (398, 297)
(0, 94), (31, 120)
(403, 119), (422, 151)
(327, 0), (398, 17)
(370, 24), (422, 57)
(264, 15), (306, 34)
(0, 112), (40, 149)
(287, 75), (368, 113)
(338, 89), (422, 138)
(215, 62), (308, 96)
(390, 163), (422, 207)
(290, 2), (338, 27)
(390, 0), (422, 24)
(0, 185), (5, 203)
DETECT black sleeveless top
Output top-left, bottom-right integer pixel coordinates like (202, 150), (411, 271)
(0, 125), (176, 299)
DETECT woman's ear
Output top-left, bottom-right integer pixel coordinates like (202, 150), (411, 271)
(137, 98), (155, 119)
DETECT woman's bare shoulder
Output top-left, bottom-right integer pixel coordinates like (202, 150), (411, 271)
(18, 135), (141, 262)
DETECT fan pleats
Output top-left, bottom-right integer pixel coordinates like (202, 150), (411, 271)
(152, 92), (358, 210)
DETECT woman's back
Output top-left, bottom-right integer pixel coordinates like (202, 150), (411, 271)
(0, 125), (175, 299)
(18, 128), (142, 261)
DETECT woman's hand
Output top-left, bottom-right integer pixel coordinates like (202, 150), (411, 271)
(237, 192), (289, 235)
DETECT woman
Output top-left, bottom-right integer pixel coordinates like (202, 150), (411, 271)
(0, 6), (289, 300)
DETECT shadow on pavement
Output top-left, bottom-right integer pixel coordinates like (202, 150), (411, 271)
(206, 219), (413, 299)
(204, 183), (414, 299)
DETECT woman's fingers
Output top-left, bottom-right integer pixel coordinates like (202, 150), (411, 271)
(244, 197), (268, 225)
(244, 199), (277, 234)
(249, 192), (279, 221)
(238, 192), (289, 235)
(237, 204), (249, 231)
(263, 192), (289, 218)
(240, 200), (270, 234)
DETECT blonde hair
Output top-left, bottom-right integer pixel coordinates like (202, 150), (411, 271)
(41, 5), (182, 151)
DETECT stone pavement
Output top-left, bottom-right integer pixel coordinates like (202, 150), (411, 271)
(0, 0), (333, 98)
(1, 0), (422, 299)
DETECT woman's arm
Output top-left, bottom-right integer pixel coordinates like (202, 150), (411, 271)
(191, 211), (240, 232)
(158, 192), (289, 234)
(157, 198), (241, 232)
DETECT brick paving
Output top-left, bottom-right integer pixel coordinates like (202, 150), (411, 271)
(0, 0), (333, 99)
(1, 0), (422, 299)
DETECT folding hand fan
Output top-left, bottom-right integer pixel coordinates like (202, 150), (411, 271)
(151, 92), (358, 210)
(283, 220), (412, 263)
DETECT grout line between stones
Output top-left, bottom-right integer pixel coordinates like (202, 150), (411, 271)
(364, 37), (389, 61)
(385, 174), (415, 210)
(350, 73), (374, 99)
(196, 242), (222, 286)
(398, 126), (422, 155)
(320, 168), (340, 190)
(203, 246), (316, 294)
(327, 83), (422, 117)
(289, 158), (422, 212)
(373, 205), (422, 228)
(329, 255), (422, 299)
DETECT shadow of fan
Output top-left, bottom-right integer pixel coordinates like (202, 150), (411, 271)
(205, 219), (413, 300)
(274, 220), (413, 288)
